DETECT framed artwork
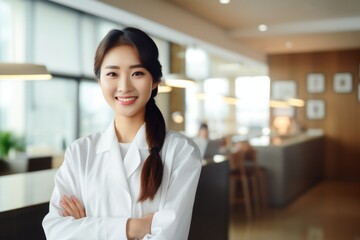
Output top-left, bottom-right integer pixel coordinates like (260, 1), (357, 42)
(306, 99), (325, 120)
(333, 72), (353, 93)
(358, 83), (360, 102)
(272, 80), (297, 100)
(307, 73), (325, 93)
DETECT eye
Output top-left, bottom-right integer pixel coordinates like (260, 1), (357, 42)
(132, 71), (145, 77)
(106, 72), (118, 77)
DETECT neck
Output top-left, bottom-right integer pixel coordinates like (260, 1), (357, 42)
(114, 115), (145, 143)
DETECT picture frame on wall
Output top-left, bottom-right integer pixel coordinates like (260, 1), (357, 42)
(307, 73), (325, 93)
(272, 80), (297, 100)
(358, 83), (360, 102)
(306, 99), (325, 120)
(333, 72), (353, 93)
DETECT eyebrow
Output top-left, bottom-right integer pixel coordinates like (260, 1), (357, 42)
(104, 64), (144, 69)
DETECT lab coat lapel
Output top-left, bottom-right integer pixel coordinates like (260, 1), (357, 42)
(123, 124), (148, 178)
(96, 121), (131, 200)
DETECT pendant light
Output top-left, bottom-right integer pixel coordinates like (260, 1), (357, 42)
(164, 73), (195, 88)
(0, 63), (52, 81)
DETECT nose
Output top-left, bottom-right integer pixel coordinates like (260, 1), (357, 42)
(117, 74), (133, 93)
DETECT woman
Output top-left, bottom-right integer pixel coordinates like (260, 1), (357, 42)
(42, 27), (202, 240)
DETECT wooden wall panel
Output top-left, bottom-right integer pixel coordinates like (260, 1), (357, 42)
(268, 49), (360, 180)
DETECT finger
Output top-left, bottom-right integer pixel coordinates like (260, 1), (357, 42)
(62, 196), (80, 219)
(61, 198), (76, 218)
(62, 209), (70, 217)
(71, 196), (86, 218)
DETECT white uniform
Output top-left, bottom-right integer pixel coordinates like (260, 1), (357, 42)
(42, 121), (202, 240)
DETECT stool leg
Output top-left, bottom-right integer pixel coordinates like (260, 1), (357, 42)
(241, 174), (253, 221)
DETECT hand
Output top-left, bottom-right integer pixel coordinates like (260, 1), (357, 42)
(126, 213), (154, 239)
(60, 195), (86, 219)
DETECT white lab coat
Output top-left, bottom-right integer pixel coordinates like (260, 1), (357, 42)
(42, 121), (202, 240)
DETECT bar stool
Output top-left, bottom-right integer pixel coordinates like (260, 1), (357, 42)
(228, 146), (253, 221)
(228, 141), (268, 220)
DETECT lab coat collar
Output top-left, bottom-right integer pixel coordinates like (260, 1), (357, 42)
(96, 120), (149, 178)
(96, 120), (149, 154)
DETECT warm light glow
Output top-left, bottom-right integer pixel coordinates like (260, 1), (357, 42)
(223, 96), (240, 105)
(0, 74), (52, 80)
(171, 111), (184, 124)
(258, 24), (268, 32)
(165, 79), (195, 88)
(165, 74), (195, 88)
(270, 100), (289, 108)
(287, 98), (305, 107)
(273, 116), (291, 135)
(158, 85), (172, 93)
(219, 0), (230, 4)
(0, 63), (52, 81)
(270, 98), (305, 108)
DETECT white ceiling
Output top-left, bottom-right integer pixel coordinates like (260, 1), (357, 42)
(163, 0), (360, 54)
(51, 0), (360, 74)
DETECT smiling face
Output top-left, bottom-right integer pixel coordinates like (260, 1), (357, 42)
(99, 44), (159, 122)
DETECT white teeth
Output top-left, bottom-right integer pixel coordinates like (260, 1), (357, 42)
(117, 97), (136, 102)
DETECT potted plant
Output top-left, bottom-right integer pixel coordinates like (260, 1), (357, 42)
(0, 131), (25, 172)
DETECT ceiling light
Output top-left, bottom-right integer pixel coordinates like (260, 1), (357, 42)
(287, 98), (305, 107)
(165, 73), (195, 88)
(219, 0), (230, 4)
(258, 24), (268, 32)
(269, 100), (289, 108)
(158, 82), (172, 93)
(171, 111), (184, 124)
(0, 63), (52, 81)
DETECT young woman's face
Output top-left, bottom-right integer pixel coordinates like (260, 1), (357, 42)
(99, 45), (158, 120)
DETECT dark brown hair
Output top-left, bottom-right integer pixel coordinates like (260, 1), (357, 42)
(94, 27), (166, 201)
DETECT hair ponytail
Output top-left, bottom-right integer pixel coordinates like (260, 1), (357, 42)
(138, 97), (166, 201)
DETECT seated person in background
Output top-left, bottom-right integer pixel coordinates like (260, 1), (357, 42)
(192, 123), (209, 158)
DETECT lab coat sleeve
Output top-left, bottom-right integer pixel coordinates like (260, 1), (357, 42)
(42, 146), (128, 240)
(144, 138), (202, 240)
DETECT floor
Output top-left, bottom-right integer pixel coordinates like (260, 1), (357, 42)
(229, 180), (360, 240)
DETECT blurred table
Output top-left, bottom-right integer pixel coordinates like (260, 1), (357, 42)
(0, 169), (56, 240)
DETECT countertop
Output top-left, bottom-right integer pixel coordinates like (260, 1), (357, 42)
(0, 169), (56, 212)
(249, 130), (324, 147)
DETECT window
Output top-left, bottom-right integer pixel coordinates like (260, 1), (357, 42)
(79, 80), (113, 137)
(235, 76), (270, 137)
(0, 0), (26, 61)
(33, 1), (80, 74)
(26, 78), (77, 152)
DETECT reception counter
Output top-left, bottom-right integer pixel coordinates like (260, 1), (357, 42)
(250, 132), (325, 207)
(0, 169), (56, 240)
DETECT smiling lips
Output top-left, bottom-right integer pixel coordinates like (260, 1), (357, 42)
(115, 96), (138, 105)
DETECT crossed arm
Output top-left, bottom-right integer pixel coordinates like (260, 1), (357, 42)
(60, 195), (153, 240)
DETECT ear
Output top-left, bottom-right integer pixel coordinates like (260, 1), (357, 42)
(152, 81), (160, 90)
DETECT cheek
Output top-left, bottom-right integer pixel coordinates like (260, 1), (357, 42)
(100, 78), (114, 89)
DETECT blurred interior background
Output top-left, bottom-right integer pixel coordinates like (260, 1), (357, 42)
(0, 0), (359, 239)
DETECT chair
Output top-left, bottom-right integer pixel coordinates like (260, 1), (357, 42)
(228, 141), (267, 220)
(228, 148), (253, 220)
(27, 156), (52, 172)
